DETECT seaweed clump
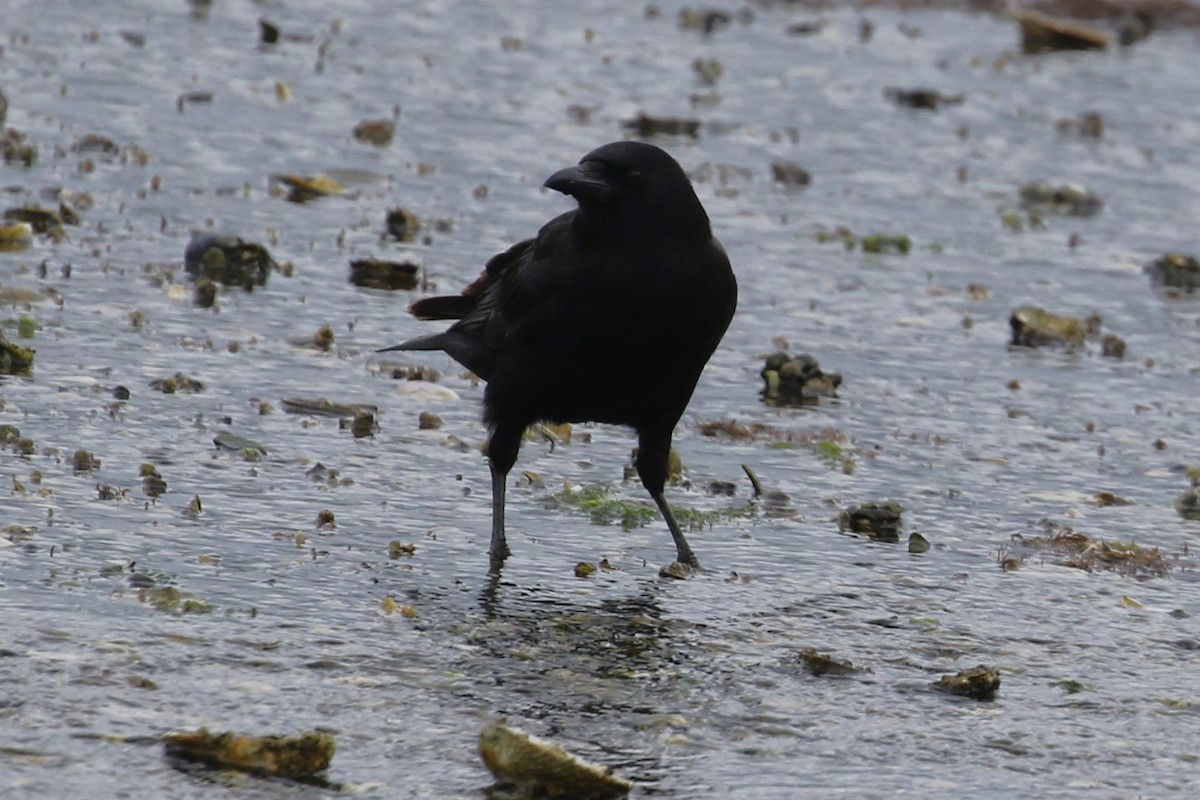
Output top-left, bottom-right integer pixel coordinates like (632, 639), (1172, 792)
(1000, 525), (1172, 578)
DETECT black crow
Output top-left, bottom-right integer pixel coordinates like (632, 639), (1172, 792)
(381, 141), (737, 570)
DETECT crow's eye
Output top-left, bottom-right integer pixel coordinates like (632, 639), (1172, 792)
(626, 169), (643, 182)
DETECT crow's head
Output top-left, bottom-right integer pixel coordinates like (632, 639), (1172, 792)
(544, 141), (708, 235)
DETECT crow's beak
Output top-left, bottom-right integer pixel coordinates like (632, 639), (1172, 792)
(544, 161), (616, 204)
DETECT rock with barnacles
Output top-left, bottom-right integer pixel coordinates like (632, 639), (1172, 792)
(0, 221), (33, 251)
(386, 207), (422, 241)
(839, 501), (902, 542)
(479, 721), (633, 799)
(799, 648), (868, 677)
(273, 173), (345, 203)
(770, 161), (810, 186)
(163, 728), (335, 779)
(1009, 306), (1085, 349)
(1145, 254), (1200, 292)
(184, 233), (278, 290)
(0, 330), (35, 373)
(349, 258), (419, 290)
(933, 665), (1001, 700)
(1175, 466), (1200, 521)
(761, 351), (841, 407)
(4, 206), (69, 241)
(353, 118), (395, 146)
(1018, 181), (1102, 217)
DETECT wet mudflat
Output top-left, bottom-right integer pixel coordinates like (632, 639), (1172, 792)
(3, 1), (1200, 797)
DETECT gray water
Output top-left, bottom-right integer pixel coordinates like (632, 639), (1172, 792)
(3, 1), (1200, 797)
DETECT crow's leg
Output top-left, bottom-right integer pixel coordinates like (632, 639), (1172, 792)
(637, 431), (699, 568)
(486, 423), (524, 570)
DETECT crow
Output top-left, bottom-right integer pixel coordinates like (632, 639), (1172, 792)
(380, 141), (737, 571)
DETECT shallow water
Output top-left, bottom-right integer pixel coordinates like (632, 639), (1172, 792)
(3, 1), (1200, 797)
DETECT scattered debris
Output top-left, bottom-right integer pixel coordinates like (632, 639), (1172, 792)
(786, 19), (827, 36)
(691, 57), (723, 85)
(814, 225), (912, 253)
(1001, 525), (1172, 578)
(679, 8), (733, 35)
(1, 128), (37, 167)
(176, 91), (215, 112)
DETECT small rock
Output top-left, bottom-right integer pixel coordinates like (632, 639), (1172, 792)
(933, 665), (1001, 700)
(799, 648), (866, 676)
(349, 258), (419, 290)
(479, 722), (633, 799)
(1018, 181), (1103, 217)
(353, 118), (395, 147)
(1101, 334), (1126, 359)
(761, 351), (841, 407)
(385, 207), (421, 241)
(622, 112), (700, 138)
(1145, 254), (1200, 291)
(884, 87), (964, 110)
(839, 502), (903, 542)
(1055, 112), (1104, 138)
(1009, 306), (1085, 348)
(184, 233), (278, 290)
(770, 161), (810, 186)
(73, 450), (100, 472)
